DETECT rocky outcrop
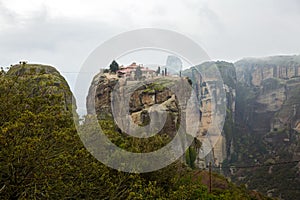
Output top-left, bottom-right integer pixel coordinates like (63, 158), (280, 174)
(86, 74), (195, 138)
(183, 61), (235, 167)
(88, 61), (232, 168)
(165, 55), (183, 75)
(229, 55), (300, 199)
(234, 56), (300, 137)
(6, 63), (74, 112)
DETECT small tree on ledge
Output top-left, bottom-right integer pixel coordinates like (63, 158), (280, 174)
(109, 60), (119, 73)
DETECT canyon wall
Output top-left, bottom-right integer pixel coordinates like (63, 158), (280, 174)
(231, 55), (300, 199)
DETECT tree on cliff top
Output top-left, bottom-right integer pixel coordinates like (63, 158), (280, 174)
(109, 60), (119, 73)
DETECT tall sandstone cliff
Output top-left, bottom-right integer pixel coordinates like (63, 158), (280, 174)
(86, 74), (186, 137)
(230, 55), (300, 199)
(183, 61), (236, 167)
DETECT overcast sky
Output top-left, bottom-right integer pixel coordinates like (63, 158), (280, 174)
(1, 0), (300, 92)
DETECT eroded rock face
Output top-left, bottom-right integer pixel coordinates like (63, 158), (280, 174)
(182, 61), (235, 167)
(231, 56), (300, 199)
(235, 55), (300, 86)
(86, 74), (116, 118)
(235, 57), (300, 137)
(86, 74), (194, 137)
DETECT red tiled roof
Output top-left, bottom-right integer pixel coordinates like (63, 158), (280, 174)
(117, 63), (156, 75)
